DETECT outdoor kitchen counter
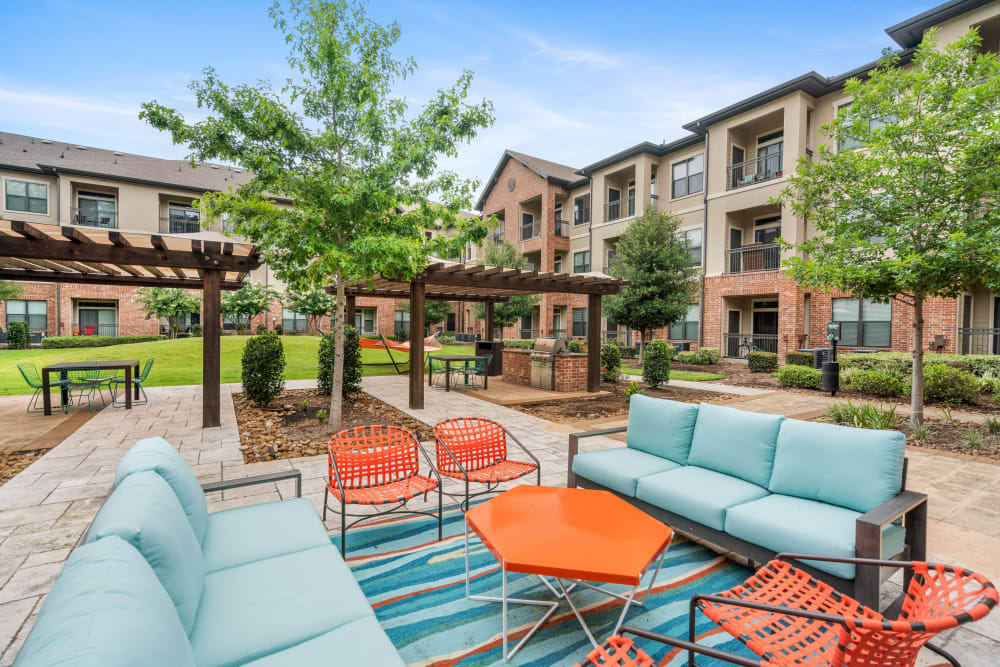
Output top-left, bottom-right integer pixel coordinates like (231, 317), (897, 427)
(501, 348), (589, 392)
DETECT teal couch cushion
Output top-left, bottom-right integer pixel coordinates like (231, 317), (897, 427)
(636, 466), (769, 531)
(241, 616), (404, 667)
(770, 419), (905, 513)
(724, 494), (907, 580)
(626, 395), (699, 464)
(572, 448), (680, 497)
(14, 536), (196, 667)
(190, 545), (375, 667)
(115, 436), (208, 542)
(86, 471), (204, 634)
(202, 498), (333, 573)
(687, 403), (783, 488)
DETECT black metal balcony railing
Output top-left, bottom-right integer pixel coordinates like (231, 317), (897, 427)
(520, 220), (542, 241)
(71, 208), (117, 229)
(160, 217), (201, 234)
(959, 328), (1000, 355)
(723, 333), (779, 358)
(73, 322), (119, 337)
(554, 217), (568, 237)
(552, 328), (567, 339)
(574, 207), (590, 226)
(519, 328), (540, 339)
(728, 150), (784, 190)
(727, 243), (780, 273)
(492, 231), (504, 245)
(602, 329), (633, 345)
(604, 196), (635, 222)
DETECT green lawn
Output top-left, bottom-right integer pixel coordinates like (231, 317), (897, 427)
(0, 337), (476, 396)
(620, 366), (724, 382)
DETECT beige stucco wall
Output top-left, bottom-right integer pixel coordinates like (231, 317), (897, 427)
(0, 169), (58, 226)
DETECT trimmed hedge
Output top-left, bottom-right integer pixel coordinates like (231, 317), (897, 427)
(6, 321), (29, 350)
(642, 339), (674, 388)
(923, 364), (979, 405)
(784, 351), (814, 367)
(41, 334), (167, 349)
(840, 352), (1000, 377)
(696, 347), (721, 365)
(675, 350), (699, 364)
(241, 332), (285, 407)
(848, 368), (908, 397)
(747, 351), (778, 372)
(502, 339), (536, 350)
(776, 365), (822, 389)
(318, 326), (362, 397)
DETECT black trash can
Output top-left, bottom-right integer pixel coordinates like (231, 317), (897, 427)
(475, 341), (504, 376)
(821, 361), (840, 395)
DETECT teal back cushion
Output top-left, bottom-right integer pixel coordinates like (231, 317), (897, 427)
(88, 471), (205, 634)
(770, 418), (905, 513)
(115, 436), (208, 542)
(626, 394), (699, 464)
(687, 403), (784, 488)
(14, 536), (196, 667)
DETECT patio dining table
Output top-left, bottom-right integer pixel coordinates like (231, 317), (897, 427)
(41, 360), (140, 415)
(429, 354), (488, 391)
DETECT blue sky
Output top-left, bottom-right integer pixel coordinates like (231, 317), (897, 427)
(1, 0), (940, 196)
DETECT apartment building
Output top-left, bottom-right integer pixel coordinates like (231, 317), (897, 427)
(469, 0), (1000, 359)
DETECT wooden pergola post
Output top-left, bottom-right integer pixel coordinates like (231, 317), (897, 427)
(587, 293), (601, 393)
(201, 270), (222, 428)
(484, 301), (494, 341)
(345, 295), (356, 331)
(409, 281), (425, 409)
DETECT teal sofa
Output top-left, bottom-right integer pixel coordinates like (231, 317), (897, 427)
(14, 437), (404, 667)
(568, 396), (927, 609)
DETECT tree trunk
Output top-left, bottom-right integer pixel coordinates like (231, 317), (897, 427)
(638, 330), (646, 363)
(329, 269), (346, 430)
(911, 294), (925, 427)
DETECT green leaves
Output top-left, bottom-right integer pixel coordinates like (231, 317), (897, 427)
(220, 283), (280, 330)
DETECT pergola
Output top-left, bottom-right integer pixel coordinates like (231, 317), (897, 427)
(0, 219), (261, 428)
(330, 261), (630, 409)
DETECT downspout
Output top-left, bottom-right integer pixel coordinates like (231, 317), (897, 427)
(699, 127), (709, 348)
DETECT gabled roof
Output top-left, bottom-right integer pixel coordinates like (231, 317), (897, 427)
(885, 0), (994, 48)
(577, 135), (703, 175)
(475, 149), (584, 211)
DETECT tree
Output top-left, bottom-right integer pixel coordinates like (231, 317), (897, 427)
(603, 206), (700, 359)
(472, 241), (537, 333)
(220, 282), (280, 333)
(284, 289), (334, 334)
(141, 0), (491, 427)
(775, 29), (1000, 426)
(0, 281), (22, 302)
(400, 300), (452, 335)
(136, 287), (200, 338)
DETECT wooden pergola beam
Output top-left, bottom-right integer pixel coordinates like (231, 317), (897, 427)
(0, 268), (245, 290)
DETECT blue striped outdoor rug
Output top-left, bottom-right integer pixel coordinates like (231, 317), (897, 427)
(340, 501), (757, 666)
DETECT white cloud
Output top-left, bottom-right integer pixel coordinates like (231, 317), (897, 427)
(510, 31), (624, 72)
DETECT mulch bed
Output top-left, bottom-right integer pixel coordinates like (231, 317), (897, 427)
(898, 419), (1000, 459)
(233, 389), (434, 463)
(509, 382), (733, 424)
(0, 450), (46, 486)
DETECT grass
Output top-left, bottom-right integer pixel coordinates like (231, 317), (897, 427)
(619, 366), (725, 382)
(0, 336), (476, 396)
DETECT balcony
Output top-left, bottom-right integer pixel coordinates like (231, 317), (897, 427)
(554, 217), (568, 237)
(573, 208), (590, 226)
(519, 328), (540, 339)
(604, 195), (635, 222)
(492, 231), (505, 246)
(959, 328), (1000, 355)
(72, 322), (119, 337)
(727, 150), (784, 190)
(727, 243), (780, 273)
(160, 216), (202, 234)
(520, 220), (542, 241)
(723, 333), (778, 358)
(71, 208), (117, 229)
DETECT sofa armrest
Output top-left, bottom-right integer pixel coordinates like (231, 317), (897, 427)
(567, 426), (627, 488)
(854, 489), (927, 609)
(201, 469), (302, 498)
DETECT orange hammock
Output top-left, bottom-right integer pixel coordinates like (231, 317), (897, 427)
(358, 334), (443, 375)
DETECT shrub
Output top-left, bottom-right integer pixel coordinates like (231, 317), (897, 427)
(619, 344), (636, 359)
(241, 332), (286, 407)
(567, 339), (585, 353)
(825, 400), (899, 430)
(994, 385), (1000, 406)
(747, 351), (777, 372)
(502, 339), (536, 350)
(191, 324), (202, 337)
(642, 339), (674, 388)
(623, 380), (643, 397)
(977, 370), (1000, 395)
(675, 350), (699, 364)
(40, 334), (167, 349)
(396, 328), (408, 342)
(784, 351), (814, 367)
(6, 321), (29, 350)
(600, 342), (622, 383)
(776, 365), (822, 389)
(923, 364), (979, 405)
(177, 332), (191, 338)
(839, 352), (1000, 377)
(848, 368), (907, 397)
(318, 325), (362, 397)
(273, 323), (283, 335)
(438, 334), (456, 345)
(256, 323), (267, 333)
(696, 347), (721, 365)
(316, 409), (327, 423)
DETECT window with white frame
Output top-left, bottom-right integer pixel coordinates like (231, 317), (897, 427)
(671, 155), (704, 199)
(677, 228), (703, 266)
(4, 179), (48, 214)
(354, 307), (376, 334)
(833, 297), (891, 347)
(573, 250), (590, 273)
(669, 304), (700, 340)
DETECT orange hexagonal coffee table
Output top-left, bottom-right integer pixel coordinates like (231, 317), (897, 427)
(464, 485), (673, 661)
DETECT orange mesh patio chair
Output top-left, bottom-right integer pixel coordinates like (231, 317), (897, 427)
(575, 554), (997, 667)
(324, 425), (442, 554)
(433, 417), (540, 511)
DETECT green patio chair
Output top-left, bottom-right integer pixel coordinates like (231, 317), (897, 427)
(461, 354), (492, 389)
(109, 358), (154, 408)
(65, 368), (107, 412)
(16, 362), (70, 414)
(428, 356), (450, 388)
(86, 356), (121, 396)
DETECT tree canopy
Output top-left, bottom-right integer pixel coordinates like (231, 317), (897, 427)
(0, 281), (22, 302)
(776, 29), (1000, 425)
(284, 289), (335, 334)
(220, 283), (280, 332)
(141, 0), (492, 425)
(472, 241), (537, 331)
(136, 288), (200, 338)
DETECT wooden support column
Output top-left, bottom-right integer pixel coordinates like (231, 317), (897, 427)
(345, 295), (356, 330)
(484, 301), (494, 341)
(409, 281), (425, 409)
(587, 293), (601, 393)
(201, 270), (222, 428)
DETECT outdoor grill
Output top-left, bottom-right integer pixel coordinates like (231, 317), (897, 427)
(530, 338), (567, 390)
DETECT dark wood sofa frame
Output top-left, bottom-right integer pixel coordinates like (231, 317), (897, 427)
(568, 426), (928, 611)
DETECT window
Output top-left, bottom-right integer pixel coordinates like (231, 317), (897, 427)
(168, 203), (200, 234)
(669, 304), (700, 341)
(837, 103), (897, 152)
(76, 300), (117, 336)
(521, 212), (537, 240)
(446, 312), (456, 332)
(677, 228), (702, 266)
(394, 310), (410, 336)
(553, 255), (562, 273)
(573, 250), (590, 273)
(627, 180), (635, 217)
(6, 300), (47, 331)
(756, 131), (783, 180)
(671, 155), (703, 199)
(222, 315), (237, 331)
(573, 196), (590, 225)
(572, 308), (587, 337)
(354, 308), (376, 333)
(833, 298), (891, 347)
(753, 216), (781, 245)
(5, 179), (47, 214)
(75, 191), (117, 228)
(650, 166), (657, 200)
(282, 308), (308, 332)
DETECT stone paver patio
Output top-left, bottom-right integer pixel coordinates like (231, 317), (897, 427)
(0, 376), (995, 665)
